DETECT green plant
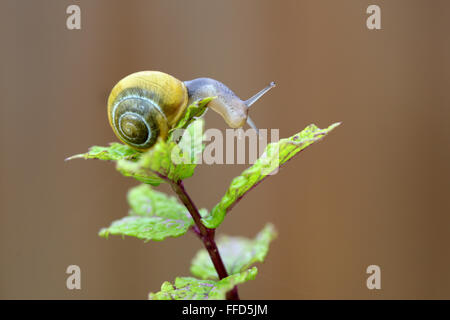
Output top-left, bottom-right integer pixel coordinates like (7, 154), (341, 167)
(67, 98), (340, 300)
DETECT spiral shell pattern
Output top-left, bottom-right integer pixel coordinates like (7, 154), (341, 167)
(107, 71), (189, 151)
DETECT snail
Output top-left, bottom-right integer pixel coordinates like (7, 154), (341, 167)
(107, 71), (275, 151)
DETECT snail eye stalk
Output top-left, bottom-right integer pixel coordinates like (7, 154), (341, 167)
(245, 81), (276, 107)
(244, 81), (276, 134)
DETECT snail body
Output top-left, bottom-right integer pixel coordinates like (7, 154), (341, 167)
(108, 71), (275, 151)
(185, 78), (249, 128)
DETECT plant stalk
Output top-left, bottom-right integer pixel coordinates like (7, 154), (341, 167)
(170, 180), (239, 300)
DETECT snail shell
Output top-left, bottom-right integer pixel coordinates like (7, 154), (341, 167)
(107, 71), (188, 151)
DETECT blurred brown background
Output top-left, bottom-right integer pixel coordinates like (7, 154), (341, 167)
(1, 0), (449, 299)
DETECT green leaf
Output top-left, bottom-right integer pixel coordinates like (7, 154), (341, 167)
(117, 119), (204, 184)
(98, 216), (190, 242)
(202, 122), (341, 228)
(66, 143), (141, 161)
(67, 97), (211, 184)
(127, 184), (191, 219)
(191, 224), (276, 279)
(169, 97), (214, 138)
(115, 159), (164, 186)
(174, 117), (205, 167)
(149, 267), (257, 300)
(99, 184), (195, 241)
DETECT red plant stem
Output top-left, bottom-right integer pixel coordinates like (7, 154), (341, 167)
(170, 180), (239, 300)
